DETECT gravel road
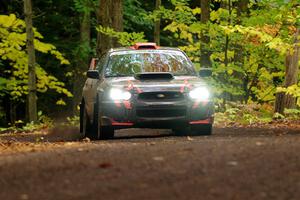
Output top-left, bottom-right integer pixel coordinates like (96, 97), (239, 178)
(0, 126), (299, 200)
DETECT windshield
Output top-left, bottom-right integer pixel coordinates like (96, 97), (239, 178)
(105, 50), (196, 77)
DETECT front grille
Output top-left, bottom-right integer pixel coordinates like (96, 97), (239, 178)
(136, 108), (186, 118)
(138, 92), (184, 101)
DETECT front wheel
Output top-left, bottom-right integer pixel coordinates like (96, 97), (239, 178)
(94, 100), (115, 140)
(98, 125), (114, 140)
(80, 102), (98, 140)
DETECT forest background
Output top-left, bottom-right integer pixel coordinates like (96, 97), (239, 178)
(0, 0), (299, 130)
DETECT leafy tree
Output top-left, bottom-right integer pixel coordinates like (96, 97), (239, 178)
(152, 0), (299, 113)
(0, 14), (71, 123)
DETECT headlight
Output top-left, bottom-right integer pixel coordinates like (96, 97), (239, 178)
(109, 88), (132, 100)
(189, 87), (210, 101)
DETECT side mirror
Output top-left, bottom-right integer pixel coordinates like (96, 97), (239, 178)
(89, 58), (99, 70)
(199, 68), (212, 77)
(87, 70), (99, 79)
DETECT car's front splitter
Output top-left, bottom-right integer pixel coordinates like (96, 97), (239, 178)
(99, 99), (214, 129)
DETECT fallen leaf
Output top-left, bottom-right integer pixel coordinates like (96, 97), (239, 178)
(183, 148), (193, 152)
(227, 161), (238, 166)
(64, 142), (73, 146)
(20, 194), (29, 200)
(98, 162), (113, 169)
(187, 136), (194, 141)
(255, 141), (264, 146)
(153, 156), (164, 161)
(82, 137), (91, 143)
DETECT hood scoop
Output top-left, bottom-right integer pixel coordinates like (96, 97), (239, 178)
(134, 72), (174, 81)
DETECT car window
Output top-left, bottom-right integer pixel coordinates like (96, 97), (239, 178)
(105, 50), (196, 77)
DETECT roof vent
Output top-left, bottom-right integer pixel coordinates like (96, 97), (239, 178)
(132, 42), (159, 50)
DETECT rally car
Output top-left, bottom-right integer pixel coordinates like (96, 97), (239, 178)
(80, 43), (214, 140)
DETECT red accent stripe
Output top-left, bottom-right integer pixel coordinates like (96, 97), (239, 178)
(114, 100), (122, 107)
(180, 79), (193, 93)
(127, 81), (134, 91)
(193, 101), (209, 109)
(111, 119), (134, 126)
(202, 101), (208, 106)
(111, 122), (134, 126)
(189, 118), (212, 125)
(126, 80), (142, 93)
(135, 86), (142, 94)
(123, 100), (132, 109)
(192, 101), (200, 109)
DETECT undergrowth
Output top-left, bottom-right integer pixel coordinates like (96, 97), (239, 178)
(214, 103), (300, 126)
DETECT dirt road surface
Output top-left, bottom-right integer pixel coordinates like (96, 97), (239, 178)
(0, 126), (299, 200)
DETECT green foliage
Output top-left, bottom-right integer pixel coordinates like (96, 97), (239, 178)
(277, 84), (300, 106)
(273, 112), (285, 119)
(124, 0), (152, 32)
(96, 25), (147, 46)
(66, 115), (80, 126)
(0, 14), (72, 104)
(154, 0), (299, 107)
(215, 103), (274, 125)
(0, 111), (53, 133)
(73, 0), (98, 13)
(284, 108), (300, 120)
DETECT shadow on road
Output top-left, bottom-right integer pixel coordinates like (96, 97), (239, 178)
(114, 129), (173, 140)
(0, 126), (299, 144)
(0, 125), (83, 143)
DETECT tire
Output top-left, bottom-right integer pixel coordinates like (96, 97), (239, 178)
(94, 98), (115, 140)
(98, 126), (114, 140)
(79, 101), (84, 133)
(80, 101), (95, 140)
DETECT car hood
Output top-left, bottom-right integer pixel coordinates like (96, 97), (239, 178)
(103, 76), (207, 93)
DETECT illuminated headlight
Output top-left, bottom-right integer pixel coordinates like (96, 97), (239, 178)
(109, 88), (132, 100)
(189, 87), (210, 101)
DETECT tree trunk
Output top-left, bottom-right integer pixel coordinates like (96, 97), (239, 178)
(236, 0), (249, 17)
(97, 0), (123, 57)
(97, 0), (112, 57)
(73, 7), (91, 115)
(236, 0), (249, 102)
(111, 0), (123, 47)
(154, 0), (161, 45)
(24, 0), (37, 122)
(275, 28), (300, 114)
(200, 0), (211, 68)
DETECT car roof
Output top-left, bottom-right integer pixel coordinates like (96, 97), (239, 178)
(108, 43), (182, 54)
(109, 46), (181, 52)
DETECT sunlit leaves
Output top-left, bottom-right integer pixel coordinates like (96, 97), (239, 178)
(0, 14), (71, 101)
(277, 84), (300, 106)
(156, 0), (299, 105)
(96, 26), (146, 46)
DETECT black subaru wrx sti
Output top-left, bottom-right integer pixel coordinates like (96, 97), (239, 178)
(80, 43), (214, 140)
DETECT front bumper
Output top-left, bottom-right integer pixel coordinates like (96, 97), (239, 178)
(99, 95), (214, 129)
